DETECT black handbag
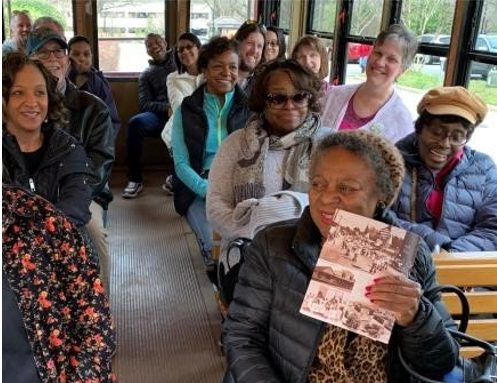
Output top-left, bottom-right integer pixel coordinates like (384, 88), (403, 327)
(398, 285), (497, 383)
(217, 238), (252, 305)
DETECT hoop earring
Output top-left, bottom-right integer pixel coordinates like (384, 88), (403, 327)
(374, 201), (387, 219)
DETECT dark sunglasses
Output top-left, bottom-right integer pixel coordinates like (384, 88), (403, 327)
(266, 92), (310, 109)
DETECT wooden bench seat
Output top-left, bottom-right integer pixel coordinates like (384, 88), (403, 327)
(434, 251), (497, 357)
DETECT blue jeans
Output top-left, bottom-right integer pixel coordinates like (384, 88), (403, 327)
(126, 111), (168, 182)
(185, 197), (212, 259)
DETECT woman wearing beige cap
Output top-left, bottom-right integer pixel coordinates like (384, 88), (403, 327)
(392, 86), (497, 251)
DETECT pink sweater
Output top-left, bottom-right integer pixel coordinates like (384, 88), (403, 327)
(321, 83), (414, 143)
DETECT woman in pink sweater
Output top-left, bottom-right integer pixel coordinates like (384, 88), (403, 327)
(321, 24), (418, 143)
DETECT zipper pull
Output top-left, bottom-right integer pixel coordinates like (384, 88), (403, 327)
(29, 178), (36, 192)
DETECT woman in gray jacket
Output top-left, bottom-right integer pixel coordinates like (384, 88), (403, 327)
(223, 131), (459, 382)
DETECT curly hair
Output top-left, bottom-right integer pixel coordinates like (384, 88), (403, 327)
(197, 36), (239, 73)
(248, 59), (322, 114)
(291, 36), (329, 81)
(3, 52), (69, 129)
(310, 131), (405, 208)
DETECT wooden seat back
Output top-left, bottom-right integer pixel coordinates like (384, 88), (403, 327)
(434, 251), (497, 357)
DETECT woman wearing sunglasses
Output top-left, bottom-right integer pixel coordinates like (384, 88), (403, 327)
(207, 60), (324, 289)
(392, 86), (497, 252)
(322, 24), (418, 143)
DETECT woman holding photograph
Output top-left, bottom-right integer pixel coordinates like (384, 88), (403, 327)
(222, 130), (459, 382)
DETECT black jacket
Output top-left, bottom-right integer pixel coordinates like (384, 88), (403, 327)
(2, 128), (92, 227)
(223, 208), (459, 383)
(138, 52), (177, 117)
(68, 66), (121, 139)
(64, 81), (115, 205)
(173, 84), (250, 215)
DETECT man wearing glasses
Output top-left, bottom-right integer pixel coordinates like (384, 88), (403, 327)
(392, 86), (497, 252)
(2, 10), (32, 56)
(26, 27), (115, 293)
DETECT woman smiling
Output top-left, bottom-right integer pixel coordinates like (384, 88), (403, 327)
(222, 130), (458, 382)
(392, 86), (497, 251)
(207, 60), (324, 298)
(172, 36), (250, 269)
(2, 52), (91, 227)
(322, 24), (418, 143)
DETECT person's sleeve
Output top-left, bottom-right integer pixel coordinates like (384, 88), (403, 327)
(171, 111), (208, 197)
(446, 162), (497, 251)
(223, 230), (284, 382)
(394, 242), (459, 380)
(92, 74), (121, 139)
(53, 212), (116, 381)
(138, 71), (168, 114)
(55, 143), (92, 227)
(390, 215), (452, 251)
(206, 133), (251, 238)
(166, 72), (184, 112)
(85, 103), (115, 198)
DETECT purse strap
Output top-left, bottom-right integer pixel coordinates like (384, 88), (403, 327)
(425, 284), (470, 333)
(398, 284), (496, 383)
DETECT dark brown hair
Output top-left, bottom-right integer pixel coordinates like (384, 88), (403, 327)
(248, 59), (322, 114)
(265, 26), (286, 61)
(291, 35), (329, 80)
(174, 32), (202, 74)
(3, 52), (69, 128)
(197, 36), (239, 73)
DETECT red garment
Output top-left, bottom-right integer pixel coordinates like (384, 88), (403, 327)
(425, 149), (464, 225)
(338, 94), (376, 131)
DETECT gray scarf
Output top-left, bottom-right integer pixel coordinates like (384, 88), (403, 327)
(233, 112), (321, 205)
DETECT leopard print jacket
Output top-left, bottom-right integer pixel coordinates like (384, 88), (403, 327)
(308, 325), (387, 383)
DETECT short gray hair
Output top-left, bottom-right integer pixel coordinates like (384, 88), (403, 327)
(375, 23), (418, 70)
(310, 131), (405, 207)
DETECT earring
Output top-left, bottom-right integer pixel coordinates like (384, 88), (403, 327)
(374, 201), (387, 219)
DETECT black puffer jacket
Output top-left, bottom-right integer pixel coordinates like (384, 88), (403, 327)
(223, 207), (459, 383)
(138, 51), (177, 117)
(64, 81), (115, 206)
(2, 128), (92, 227)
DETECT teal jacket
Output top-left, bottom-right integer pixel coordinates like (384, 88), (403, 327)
(172, 87), (235, 198)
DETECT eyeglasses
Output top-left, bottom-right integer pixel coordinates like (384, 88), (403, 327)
(266, 92), (310, 110)
(178, 44), (195, 53)
(36, 48), (66, 60)
(424, 125), (468, 146)
(266, 41), (278, 48)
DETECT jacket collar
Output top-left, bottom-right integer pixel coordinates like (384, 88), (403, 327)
(292, 207), (322, 273)
(63, 79), (79, 110)
(148, 49), (174, 66)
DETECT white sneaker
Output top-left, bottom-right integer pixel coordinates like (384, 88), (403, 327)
(122, 182), (143, 198)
